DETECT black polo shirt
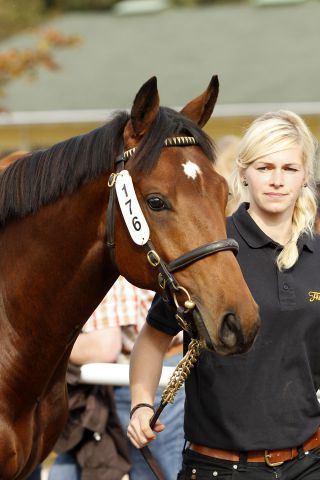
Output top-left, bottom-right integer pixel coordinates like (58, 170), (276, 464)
(147, 203), (320, 450)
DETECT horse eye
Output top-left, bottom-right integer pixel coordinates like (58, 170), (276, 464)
(147, 196), (167, 211)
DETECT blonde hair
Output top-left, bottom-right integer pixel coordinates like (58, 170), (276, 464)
(231, 110), (318, 271)
(215, 135), (241, 215)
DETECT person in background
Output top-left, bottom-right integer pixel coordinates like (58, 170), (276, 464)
(128, 110), (320, 480)
(49, 276), (184, 480)
(48, 296), (129, 480)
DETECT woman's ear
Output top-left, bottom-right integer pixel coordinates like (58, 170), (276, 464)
(239, 168), (247, 186)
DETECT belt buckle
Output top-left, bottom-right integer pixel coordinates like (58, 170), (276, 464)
(264, 450), (284, 467)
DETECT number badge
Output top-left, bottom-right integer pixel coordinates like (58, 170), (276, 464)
(115, 170), (150, 245)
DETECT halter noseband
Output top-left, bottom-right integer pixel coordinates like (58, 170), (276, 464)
(106, 136), (239, 338)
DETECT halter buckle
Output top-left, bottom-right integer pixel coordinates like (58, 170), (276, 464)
(147, 250), (161, 267)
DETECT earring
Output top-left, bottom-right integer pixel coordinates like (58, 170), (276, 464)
(303, 183), (308, 188)
(242, 178), (248, 186)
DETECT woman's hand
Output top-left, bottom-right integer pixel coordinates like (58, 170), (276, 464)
(128, 323), (173, 447)
(127, 405), (165, 448)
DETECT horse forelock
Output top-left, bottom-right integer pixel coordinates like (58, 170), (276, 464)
(130, 106), (216, 174)
(0, 107), (215, 227)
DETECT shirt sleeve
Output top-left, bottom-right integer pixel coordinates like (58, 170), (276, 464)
(83, 277), (154, 332)
(146, 294), (181, 336)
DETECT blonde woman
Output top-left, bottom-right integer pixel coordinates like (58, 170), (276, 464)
(128, 110), (320, 479)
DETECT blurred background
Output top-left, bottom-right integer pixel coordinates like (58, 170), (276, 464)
(0, 2), (319, 478)
(0, 0), (319, 159)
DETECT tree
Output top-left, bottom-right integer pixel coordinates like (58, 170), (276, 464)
(0, 29), (81, 111)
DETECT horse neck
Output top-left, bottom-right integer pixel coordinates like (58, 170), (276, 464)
(0, 175), (118, 367)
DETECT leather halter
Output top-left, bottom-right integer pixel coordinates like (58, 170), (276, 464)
(106, 135), (239, 330)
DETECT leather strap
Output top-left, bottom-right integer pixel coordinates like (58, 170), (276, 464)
(140, 446), (166, 480)
(190, 427), (320, 466)
(167, 239), (238, 273)
(140, 403), (167, 480)
(106, 153), (125, 271)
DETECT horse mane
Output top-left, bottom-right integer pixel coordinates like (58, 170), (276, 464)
(0, 107), (215, 227)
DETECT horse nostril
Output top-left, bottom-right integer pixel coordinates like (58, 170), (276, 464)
(219, 313), (244, 350)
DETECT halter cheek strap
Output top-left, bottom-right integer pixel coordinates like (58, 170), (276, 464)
(106, 153), (125, 271)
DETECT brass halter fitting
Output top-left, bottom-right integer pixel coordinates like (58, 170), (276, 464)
(108, 172), (118, 188)
(158, 273), (166, 290)
(147, 249), (161, 267)
(173, 285), (196, 313)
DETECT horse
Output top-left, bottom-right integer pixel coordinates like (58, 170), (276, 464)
(0, 76), (259, 479)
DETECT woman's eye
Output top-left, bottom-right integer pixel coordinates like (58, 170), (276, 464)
(147, 196), (166, 211)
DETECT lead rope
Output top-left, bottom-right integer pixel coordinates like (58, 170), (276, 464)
(140, 339), (202, 480)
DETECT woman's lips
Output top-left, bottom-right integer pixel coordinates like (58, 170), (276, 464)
(264, 192), (287, 198)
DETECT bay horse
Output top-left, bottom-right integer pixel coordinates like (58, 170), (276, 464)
(0, 76), (259, 479)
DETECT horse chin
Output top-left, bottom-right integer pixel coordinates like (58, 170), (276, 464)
(204, 334), (257, 357)
(193, 309), (259, 356)
(211, 341), (249, 357)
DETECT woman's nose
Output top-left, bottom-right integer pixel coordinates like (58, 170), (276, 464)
(270, 169), (284, 187)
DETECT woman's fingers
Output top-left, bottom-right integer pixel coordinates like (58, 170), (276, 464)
(153, 421), (165, 433)
(127, 407), (165, 448)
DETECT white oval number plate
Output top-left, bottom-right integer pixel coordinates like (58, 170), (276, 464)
(115, 170), (150, 245)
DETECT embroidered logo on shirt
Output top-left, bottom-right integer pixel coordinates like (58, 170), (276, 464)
(308, 291), (320, 302)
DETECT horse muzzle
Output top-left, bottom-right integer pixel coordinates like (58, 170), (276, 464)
(193, 308), (260, 356)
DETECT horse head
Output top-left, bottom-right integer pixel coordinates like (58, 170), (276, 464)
(111, 76), (260, 355)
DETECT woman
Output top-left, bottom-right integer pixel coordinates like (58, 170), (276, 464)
(128, 110), (320, 479)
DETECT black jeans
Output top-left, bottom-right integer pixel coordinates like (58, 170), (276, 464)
(177, 447), (320, 479)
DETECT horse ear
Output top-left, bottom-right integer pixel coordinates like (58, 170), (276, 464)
(124, 76), (160, 146)
(180, 75), (219, 128)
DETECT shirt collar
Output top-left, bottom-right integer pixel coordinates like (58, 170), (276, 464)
(298, 233), (314, 253)
(231, 202), (314, 252)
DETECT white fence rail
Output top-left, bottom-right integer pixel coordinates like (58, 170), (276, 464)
(80, 363), (175, 387)
(80, 363), (320, 404)
(2, 103), (320, 126)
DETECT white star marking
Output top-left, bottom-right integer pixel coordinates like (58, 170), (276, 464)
(182, 161), (202, 180)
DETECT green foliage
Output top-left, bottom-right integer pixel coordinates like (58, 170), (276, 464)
(0, 30), (81, 110)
